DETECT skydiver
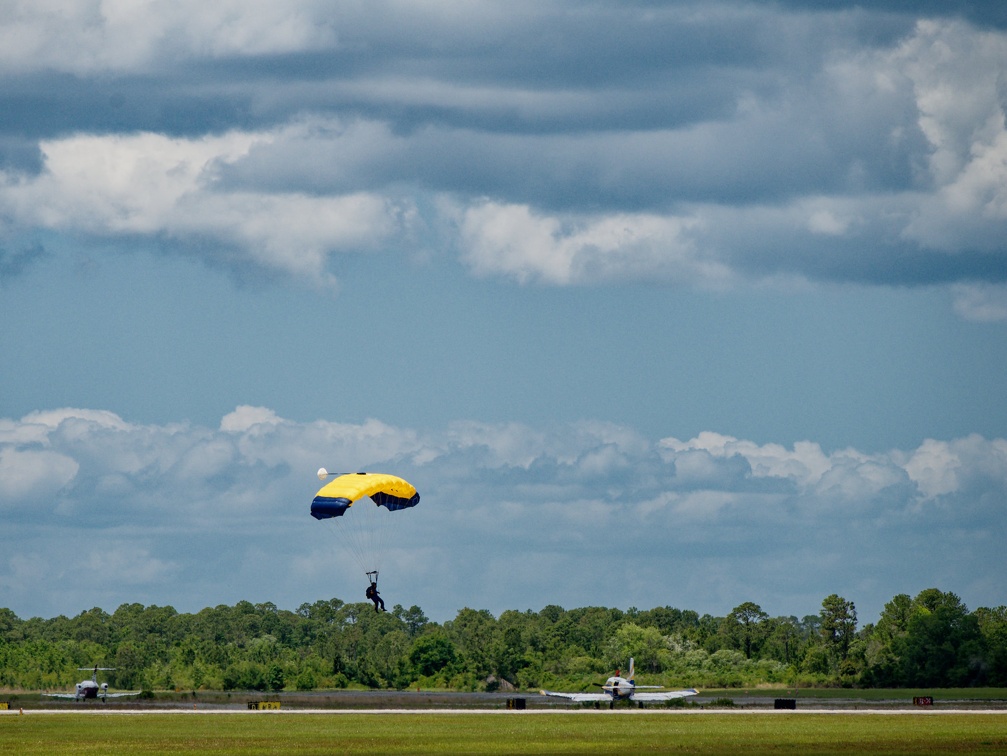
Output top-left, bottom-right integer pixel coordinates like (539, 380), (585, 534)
(366, 582), (385, 612)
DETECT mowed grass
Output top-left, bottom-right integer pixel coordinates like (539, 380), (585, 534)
(2, 713), (1006, 755)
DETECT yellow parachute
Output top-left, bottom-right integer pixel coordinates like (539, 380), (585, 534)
(310, 470), (420, 584)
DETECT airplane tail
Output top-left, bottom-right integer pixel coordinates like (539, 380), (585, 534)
(628, 658), (635, 684)
(78, 665), (114, 683)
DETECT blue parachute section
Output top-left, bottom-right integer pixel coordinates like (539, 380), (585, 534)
(310, 497), (352, 519)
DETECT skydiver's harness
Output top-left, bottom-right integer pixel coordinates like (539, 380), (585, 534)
(365, 571), (386, 611)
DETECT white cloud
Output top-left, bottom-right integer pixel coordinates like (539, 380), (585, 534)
(812, 457), (910, 504)
(807, 208), (850, 236)
(0, 447), (78, 504)
(666, 490), (739, 522)
(0, 406), (1004, 620)
(0, 12), (1003, 310)
(455, 199), (728, 287)
(0, 131), (410, 283)
(20, 407), (132, 433)
(424, 19), (1006, 299)
(901, 435), (1007, 499)
(220, 405), (285, 433)
(659, 432), (832, 488)
(0, 0), (339, 74)
(896, 21), (1007, 252)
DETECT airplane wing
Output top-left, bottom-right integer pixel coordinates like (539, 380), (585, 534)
(630, 688), (700, 702)
(540, 689), (612, 702)
(42, 691), (141, 699)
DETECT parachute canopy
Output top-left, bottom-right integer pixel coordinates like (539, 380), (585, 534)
(310, 472), (420, 520)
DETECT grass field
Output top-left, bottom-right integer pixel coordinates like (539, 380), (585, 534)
(2, 712), (1006, 754)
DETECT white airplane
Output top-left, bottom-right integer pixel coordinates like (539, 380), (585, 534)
(42, 666), (140, 702)
(540, 658), (698, 708)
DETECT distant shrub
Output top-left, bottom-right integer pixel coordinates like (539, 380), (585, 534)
(708, 697), (736, 708)
(663, 697), (690, 708)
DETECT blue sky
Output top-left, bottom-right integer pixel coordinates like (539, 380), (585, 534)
(1, 1), (1006, 626)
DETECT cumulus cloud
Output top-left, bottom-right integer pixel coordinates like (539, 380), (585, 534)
(454, 200), (728, 287)
(0, 6), (1005, 313)
(896, 22), (1007, 245)
(0, 406), (1003, 620)
(0, 447), (78, 504)
(901, 434), (1007, 499)
(220, 405), (285, 433)
(441, 18), (1007, 296)
(0, 0), (339, 74)
(0, 130), (412, 283)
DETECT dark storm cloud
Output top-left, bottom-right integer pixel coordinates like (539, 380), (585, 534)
(213, 48), (928, 213)
(0, 3), (912, 140)
(0, 71), (260, 142)
(0, 134), (41, 173)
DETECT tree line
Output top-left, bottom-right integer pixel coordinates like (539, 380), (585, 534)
(0, 588), (1003, 693)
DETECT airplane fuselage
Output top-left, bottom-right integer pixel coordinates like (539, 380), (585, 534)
(600, 675), (635, 700)
(539, 658), (697, 707)
(74, 681), (107, 700)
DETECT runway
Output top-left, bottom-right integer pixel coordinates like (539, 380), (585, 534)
(9, 689), (1006, 714)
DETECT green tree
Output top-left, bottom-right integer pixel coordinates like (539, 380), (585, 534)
(294, 665), (318, 691)
(820, 594), (857, 666)
(266, 662), (285, 692)
(409, 632), (457, 678)
(445, 608), (496, 679)
(491, 624), (528, 683)
(371, 629), (411, 689)
(860, 589), (987, 688)
(604, 623), (668, 673)
(898, 589), (984, 687)
(862, 594), (912, 686)
(398, 606), (429, 638)
(722, 602), (769, 660)
(762, 616), (804, 667)
(974, 606), (1007, 686)
(112, 641), (144, 689)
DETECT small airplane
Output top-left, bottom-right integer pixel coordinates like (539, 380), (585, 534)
(42, 666), (140, 702)
(540, 658), (698, 708)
